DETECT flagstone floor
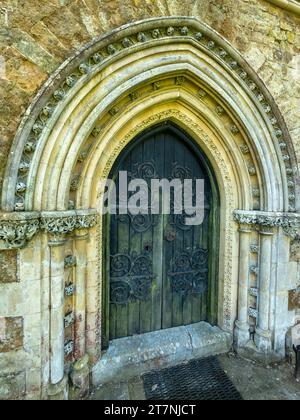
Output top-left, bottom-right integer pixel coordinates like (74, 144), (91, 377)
(88, 353), (300, 401)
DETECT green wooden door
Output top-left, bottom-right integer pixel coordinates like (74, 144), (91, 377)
(104, 124), (219, 343)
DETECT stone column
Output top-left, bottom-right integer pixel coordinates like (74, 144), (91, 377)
(255, 226), (274, 353)
(69, 229), (91, 399)
(234, 223), (252, 348)
(74, 229), (89, 360)
(48, 234), (66, 387)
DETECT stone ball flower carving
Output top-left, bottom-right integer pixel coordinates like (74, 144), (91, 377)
(167, 27), (175, 36)
(152, 29), (161, 39)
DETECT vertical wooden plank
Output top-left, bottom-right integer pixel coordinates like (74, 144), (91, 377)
(162, 131), (176, 329)
(182, 141), (193, 326)
(201, 211), (209, 321)
(127, 145), (142, 337)
(114, 152), (131, 339)
(109, 212), (119, 340)
(102, 213), (111, 348)
(169, 134), (184, 328)
(191, 150), (199, 324)
(151, 133), (165, 331)
(139, 137), (154, 334)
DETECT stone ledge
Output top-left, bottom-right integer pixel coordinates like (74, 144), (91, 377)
(92, 322), (232, 387)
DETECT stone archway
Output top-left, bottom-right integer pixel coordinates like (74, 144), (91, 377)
(0, 17), (299, 399)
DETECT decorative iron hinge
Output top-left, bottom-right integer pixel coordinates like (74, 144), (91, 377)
(289, 288), (300, 311)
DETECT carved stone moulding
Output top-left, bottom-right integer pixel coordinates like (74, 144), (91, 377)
(41, 210), (98, 235)
(7, 18), (296, 215)
(265, 0), (300, 16)
(233, 210), (300, 239)
(0, 209), (98, 249)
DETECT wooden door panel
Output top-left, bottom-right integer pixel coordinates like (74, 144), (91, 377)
(107, 124), (217, 342)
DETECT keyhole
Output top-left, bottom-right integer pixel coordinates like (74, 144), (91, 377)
(144, 243), (152, 253)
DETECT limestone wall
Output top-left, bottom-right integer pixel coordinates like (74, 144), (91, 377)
(0, 0), (300, 400)
(0, 0), (299, 198)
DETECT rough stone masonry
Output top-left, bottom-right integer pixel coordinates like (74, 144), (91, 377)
(0, 0), (300, 400)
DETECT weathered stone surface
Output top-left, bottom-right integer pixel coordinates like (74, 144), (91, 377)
(0, 0), (299, 197)
(0, 250), (18, 283)
(0, 371), (25, 400)
(92, 322), (231, 387)
(0, 0), (299, 401)
(290, 239), (300, 261)
(0, 317), (23, 353)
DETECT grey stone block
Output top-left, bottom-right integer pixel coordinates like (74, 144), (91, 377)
(92, 322), (231, 387)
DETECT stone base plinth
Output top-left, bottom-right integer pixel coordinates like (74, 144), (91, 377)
(69, 355), (90, 400)
(234, 321), (250, 349)
(47, 376), (68, 400)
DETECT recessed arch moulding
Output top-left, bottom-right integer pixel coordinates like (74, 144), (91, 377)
(0, 17), (300, 399)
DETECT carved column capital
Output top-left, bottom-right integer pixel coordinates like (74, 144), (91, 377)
(0, 212), (40, 249)
(238, 223), (253, 234)
(0, 209), (98, 249)
(74, 230), (90, 241)
(47, 233), (67, 247)
(259, 225), (275, 236)
(234, 210), (300, 239)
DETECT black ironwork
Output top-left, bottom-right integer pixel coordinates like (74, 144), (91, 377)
(168, 248), (208, 296)
(117, 213), (157, 233)
(130, 160), (158, 181)
(169, 212), (193, 231)
(169, 162), (199, 231)
(171, 162), (192, 181)
(110, 252), (155, 304)
(143, 356), (243, 400)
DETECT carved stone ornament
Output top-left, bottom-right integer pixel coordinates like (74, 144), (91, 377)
(40, 216), (77, 235)
(0, 210), (98, 249)
(10, 18), (296, 214)
(65, 255), (77, 268)
(234, 210), (300, 239)
(0, 217), (40, 249)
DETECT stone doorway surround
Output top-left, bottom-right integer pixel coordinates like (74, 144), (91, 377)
(0, 17), (299, 399)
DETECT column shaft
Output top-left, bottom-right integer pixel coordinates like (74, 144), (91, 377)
(49, 236), (66, 385)
(234, 225), (252, 348)
(255, 227), (274, 353)
(74, 230), (88, 360)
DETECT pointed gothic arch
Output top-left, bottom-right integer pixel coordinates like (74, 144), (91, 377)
(1, 17), (299, 398)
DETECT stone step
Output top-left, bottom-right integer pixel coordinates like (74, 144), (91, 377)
(92, 322), (232, 387)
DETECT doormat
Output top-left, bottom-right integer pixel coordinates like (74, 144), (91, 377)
(143, 356), (243, 400)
